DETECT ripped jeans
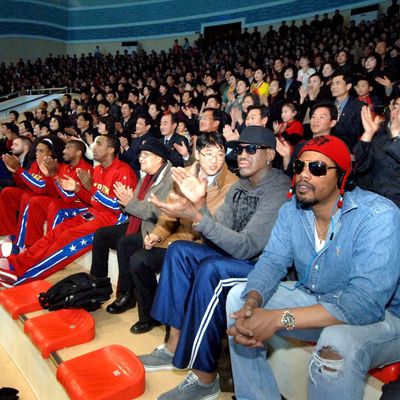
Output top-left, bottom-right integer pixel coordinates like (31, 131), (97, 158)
(226, 282), (400, 400)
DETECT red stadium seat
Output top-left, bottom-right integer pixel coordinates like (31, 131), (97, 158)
(370, 362), (400, 384)
(24, 308), (95, 358)
(56, 345), (145, 400)
(0, 280), (52, 319)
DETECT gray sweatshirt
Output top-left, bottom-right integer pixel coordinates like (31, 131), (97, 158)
(196, 167), (290, 261)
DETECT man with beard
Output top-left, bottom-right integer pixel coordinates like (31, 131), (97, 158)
(0, 136), (32, 189)
(227, 135), (400, 400)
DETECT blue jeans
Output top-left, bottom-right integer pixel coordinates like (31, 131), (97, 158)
(227, 282), (400, 400)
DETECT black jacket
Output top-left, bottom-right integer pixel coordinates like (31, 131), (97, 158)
(333, 96), (365, 150)
(162, 133), (190, 167)
(354, 126), (400, 207)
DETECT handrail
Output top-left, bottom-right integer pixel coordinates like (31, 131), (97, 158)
(0, 87), (70, 113)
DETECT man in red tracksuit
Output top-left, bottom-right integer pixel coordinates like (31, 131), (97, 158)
(15, 140), (93, 248)
(0, 135), (137, 287)
(0, 138), (63, 242)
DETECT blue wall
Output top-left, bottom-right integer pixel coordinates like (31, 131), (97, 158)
(0, 0), (384, 43)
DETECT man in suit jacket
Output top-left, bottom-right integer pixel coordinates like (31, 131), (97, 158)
(160, 113), (190, 167)
(331, 73), (365, 150)
(117, 101), (136, 139)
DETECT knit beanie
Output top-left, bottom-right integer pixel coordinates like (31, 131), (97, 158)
(288, 135), (351, 208)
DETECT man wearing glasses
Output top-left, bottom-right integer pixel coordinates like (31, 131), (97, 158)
(139, 126), (290, 400)
(227, 135), (400, 400)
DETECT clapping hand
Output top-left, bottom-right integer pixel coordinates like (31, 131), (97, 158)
(76, 168), (92, 190)
(113, 181), (134, 207)
(149, 192), (199, 220)
(223, 124), (240, 142)
(2, 154), (20, 173)
(171, 167), (207, 205)
(173, 141), (189, 158)
(43, 156), (58, 177)
(60, 175), (78, 192)
(361, 105), (381, 139)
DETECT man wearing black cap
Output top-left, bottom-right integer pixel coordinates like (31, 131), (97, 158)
(90, 138), (173, 314)
(227, 135), (400, 400)
(139, 126), (290, 400)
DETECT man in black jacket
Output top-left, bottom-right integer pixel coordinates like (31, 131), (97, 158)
(330, 73), (364, 150)
(160, 113), (189, 167)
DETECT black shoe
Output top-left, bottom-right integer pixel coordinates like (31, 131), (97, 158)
(130, 319), (161, 334)
(106, 293), (136, 314)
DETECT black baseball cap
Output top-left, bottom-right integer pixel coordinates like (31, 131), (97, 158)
(226, 126), (276, 150)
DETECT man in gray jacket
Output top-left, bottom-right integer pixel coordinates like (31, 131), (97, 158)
(139, 126), (291, 400)
(90, 138), (173, 314)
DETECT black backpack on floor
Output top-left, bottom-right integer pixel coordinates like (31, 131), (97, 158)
(38, 272), (113, 312)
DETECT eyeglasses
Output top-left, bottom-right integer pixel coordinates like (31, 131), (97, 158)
(138, 151), (153, 159)
(293, 160), (338, 176)
(198, 115), (214, 121)
(233, 144), (268, 155)
(199, 151), (226, 161)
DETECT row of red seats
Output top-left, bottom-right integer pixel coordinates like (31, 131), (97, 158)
(0, 280), (145, 400)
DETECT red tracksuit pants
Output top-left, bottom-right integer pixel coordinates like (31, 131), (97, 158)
(8, 209), (120, 285)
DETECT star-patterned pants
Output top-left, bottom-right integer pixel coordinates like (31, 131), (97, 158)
(16, 197), (88, 248)
(8, 208), (120, 285)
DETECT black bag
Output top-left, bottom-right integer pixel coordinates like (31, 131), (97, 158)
(38, 272), (113, 312)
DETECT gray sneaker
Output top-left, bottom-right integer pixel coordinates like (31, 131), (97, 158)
(138, 344), (175, 371)
(158, 371), (221, 400)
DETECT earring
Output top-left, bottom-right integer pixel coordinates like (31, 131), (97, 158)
(266, 160), (271, 166)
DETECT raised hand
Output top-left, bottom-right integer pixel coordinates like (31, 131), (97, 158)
(60, 175), (78, 192)
(149, 192), (200, 220)
(272, 121), (280, 134)
(37, 158), (50, 177)
(275, 138), (292, 162)
(361, 105), (381, 140)
(171, 167), (207, 205)
(43, 156), (58, 177)
(76, 168), (92, 190)
(113, 181), (134, 206)
(299, 85), (307, 104)
(2, 154), (20, 173)
(119, 137), (129, 151)
(223, 124), (240, 142)
(375, 76), (392, 88)
(173, 141), (189, 158)
(182, 106), (193, 119)
(57, 132), (72, 143)
(85, 131), (94, 145)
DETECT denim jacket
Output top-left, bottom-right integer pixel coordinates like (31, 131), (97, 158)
(243, 187), (400, 325)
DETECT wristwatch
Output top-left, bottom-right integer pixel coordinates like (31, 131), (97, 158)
(281, 308), (296, 331)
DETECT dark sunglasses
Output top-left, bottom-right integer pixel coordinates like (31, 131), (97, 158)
(293, 160), (338, 176)
(233, 144), (269, 155)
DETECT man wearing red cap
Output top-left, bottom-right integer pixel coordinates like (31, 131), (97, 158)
(227, 135), (400, 400)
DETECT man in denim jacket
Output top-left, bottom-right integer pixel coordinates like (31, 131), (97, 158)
(227, 135), (400, 400)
